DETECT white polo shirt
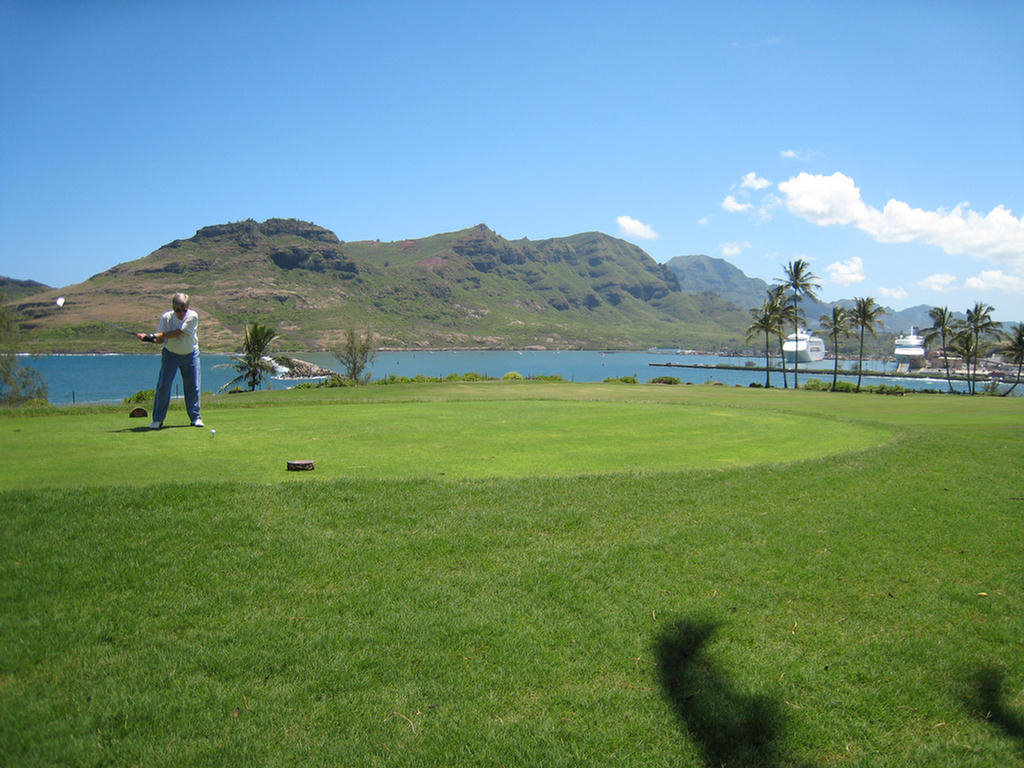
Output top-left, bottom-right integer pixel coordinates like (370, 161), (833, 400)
(157, 309), (199, 355)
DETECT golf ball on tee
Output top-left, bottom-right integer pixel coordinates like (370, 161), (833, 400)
(210, 429), (216, 437)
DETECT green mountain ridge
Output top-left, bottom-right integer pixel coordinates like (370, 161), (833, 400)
(8, 218), (965, 355)
(664, 253), (957, 336)
(0, 276), (52, 303)
(10, 219), (748, 353)
(665, 254), (770, 312)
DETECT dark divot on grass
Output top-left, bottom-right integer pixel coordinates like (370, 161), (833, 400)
(966, 666), (1024, 755)
(654, 618), (815, 768)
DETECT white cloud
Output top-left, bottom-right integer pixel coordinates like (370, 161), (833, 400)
(616, 215), (659, 240)
(825, 256), (865, 286)
(720, 241), (750, 257)
(722, 195), (752, 213)
(965, 270), (1024, 294)
(779, 148), (823, 162)
(741, 172), (772, 190)
(757, 193), (782, 222)
(697, 217), (709, 226)
(879, 286), (908, 300)
(777, 172), (1024, 276)
(778, 172), (872, 227)
(919, 273), (957, 293)
(724, 175), (777, 220)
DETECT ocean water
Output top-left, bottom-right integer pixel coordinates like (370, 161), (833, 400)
(17, 350), (962, 406)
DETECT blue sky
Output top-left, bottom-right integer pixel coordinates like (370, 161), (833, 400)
(2, 0), (1022, 322)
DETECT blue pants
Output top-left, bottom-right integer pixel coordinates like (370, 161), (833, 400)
(153, 348), (201, 424)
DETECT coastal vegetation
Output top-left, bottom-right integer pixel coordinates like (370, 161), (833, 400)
(745, 286), (790, 389)
(818, 305), (851, 391)
(961, 302), (1003, 395)
(778, 259), (821, 389)
(918, 303), (1008, 396)
(333, 328), (377, 384)
(999, 322), (1024, 395)
(216, 322), (281, 393)
(740, 277), (1016, 397)
(922, 305), (959, 393)
(0, 290), (47, 405)
(1, 383), (1022, 765)
(851, 296), (887, 392)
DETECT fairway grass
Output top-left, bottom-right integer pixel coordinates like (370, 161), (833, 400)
(2, 383), (1022, 766)
(0, 385), (893, 489)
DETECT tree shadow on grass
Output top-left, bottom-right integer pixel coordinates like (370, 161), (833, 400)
(655, 618), (815, 768)
(966, 666), (1024, 756)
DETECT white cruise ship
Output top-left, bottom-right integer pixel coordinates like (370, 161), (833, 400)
(894, 327), (927, 370)
(783, 328), (826, 363)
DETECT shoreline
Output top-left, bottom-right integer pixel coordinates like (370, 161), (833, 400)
(650, 360), (1013, 383)
(17, 348), (1015, 384)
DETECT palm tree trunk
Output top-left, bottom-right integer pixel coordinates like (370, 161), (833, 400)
(1001, 362), (1022, 396)
(764, 329), (771, 387)
(941, 332), (953, 393)
(971, 332), (979, 395)
(793, 319), (800, 389)
(778, 337), (788, 388)
(856, 327), (865, 392)
(832, 337), (839, 390)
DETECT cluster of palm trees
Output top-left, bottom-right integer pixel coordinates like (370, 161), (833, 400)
(922, 303), (1024, 395)
(746, 262), (1024, 395)
(746, 260), (888, 392)
(217, 323), (381, 392)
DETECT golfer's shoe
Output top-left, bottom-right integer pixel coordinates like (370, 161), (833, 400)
(149, 421), (162, 430)
(192, 418), (205, 427)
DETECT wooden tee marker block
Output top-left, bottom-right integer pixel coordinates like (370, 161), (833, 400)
(286, 460), (316, 471)
(129, 407), (148, 418)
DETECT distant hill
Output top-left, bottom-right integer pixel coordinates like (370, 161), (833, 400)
(665, 254), (770, 313)
(1, 276), (51, 303)
(12, 219), (750, 353)
(883, 304), (956, 332)
(10, 219), (982, 354)
(664, 255), (955, 341)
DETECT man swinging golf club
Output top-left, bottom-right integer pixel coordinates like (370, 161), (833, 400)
(137, 293), (204, 429)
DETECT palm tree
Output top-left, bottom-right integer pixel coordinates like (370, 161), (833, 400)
(778, 259), (821, 389)
(963, 302), (1002, 394)
(947, 324), (975, 393)
(747, 293), (783, 388)
(921, 306), (957, 393)
(851, 297), (885, 392)
(218, 322), (280, 392)
(819, 306), (851, 391)
(761, 285), (793, 388)
(997, 322), (1024, 396)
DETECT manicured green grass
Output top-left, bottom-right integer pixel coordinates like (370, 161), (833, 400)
(2, 383), (1022, 766)
(0, 383), (892, 489)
